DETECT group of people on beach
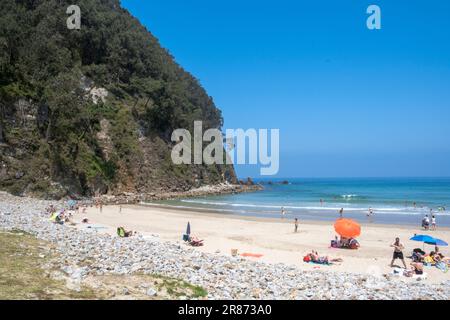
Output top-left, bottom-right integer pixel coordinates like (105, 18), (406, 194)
(390, 237), (449, 277)
(47, 205), (73, 225)
(422, 214), (437, 230)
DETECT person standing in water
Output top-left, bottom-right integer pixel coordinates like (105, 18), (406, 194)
(339, 208), (344, 218)
(281, 207), (286, 219)
(294, 218), (299, 233)
(366, 207), (373, 220)
(431, 215), (436, 230)
(320, 199), (324, 206)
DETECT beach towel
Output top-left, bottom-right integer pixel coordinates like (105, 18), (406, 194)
(240, 253), (264, 258)
(391, 268), (428, 279)
(307, 261), (333, 266)
(436, 261), (448, 273)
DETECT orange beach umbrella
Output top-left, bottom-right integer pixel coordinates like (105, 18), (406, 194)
(334, 218), (361, 238)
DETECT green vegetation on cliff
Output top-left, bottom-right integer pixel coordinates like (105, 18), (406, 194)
(0, 0), (236, 198)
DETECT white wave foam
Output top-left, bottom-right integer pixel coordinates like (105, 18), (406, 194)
(175, 199), (450, 217)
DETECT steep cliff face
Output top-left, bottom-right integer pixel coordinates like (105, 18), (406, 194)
(0, 0), (237, 199)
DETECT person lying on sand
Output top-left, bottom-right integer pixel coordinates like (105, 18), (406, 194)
(304, 251), (343, 265)
(188, 235), (204, 246)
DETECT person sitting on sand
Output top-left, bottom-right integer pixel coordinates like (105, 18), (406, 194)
(404, 262), (424, 277)
(339, 236), (350, 248)
(117, 226), (134, 238)
(390, 237), (407, 269)
(411, 248), (426, 262)
(348, 238), (360, 250)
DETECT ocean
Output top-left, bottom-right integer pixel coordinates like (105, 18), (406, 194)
(147, 178), (450, 227)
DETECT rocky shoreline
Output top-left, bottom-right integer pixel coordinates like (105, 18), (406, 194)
(0, 191), (449, 300)
(95, 183), (263, 205)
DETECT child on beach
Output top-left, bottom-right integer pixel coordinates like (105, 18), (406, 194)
(431, 215), (436, 230)
(294, 218), (299, 233)
(390, 237), (407, 269)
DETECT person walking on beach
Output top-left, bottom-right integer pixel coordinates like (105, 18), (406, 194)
(119, 205), (122, 214)
(294, 218), (299, 233)
(431, 215), (436, 230)
(339, 208), (344, 218)
(422, 214), (430, 230)
(390, 237), (407, 269)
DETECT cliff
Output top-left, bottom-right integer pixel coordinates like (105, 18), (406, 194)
(0, 0), (237, 199)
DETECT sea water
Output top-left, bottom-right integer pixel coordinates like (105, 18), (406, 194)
(148, 178), (450, 227)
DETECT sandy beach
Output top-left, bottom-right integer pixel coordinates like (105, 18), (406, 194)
(77, 204), (450, 284)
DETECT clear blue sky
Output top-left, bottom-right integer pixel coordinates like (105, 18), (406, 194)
(121, 0), (450, 178)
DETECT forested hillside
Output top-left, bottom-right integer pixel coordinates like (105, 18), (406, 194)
(0, 0), (236, 198)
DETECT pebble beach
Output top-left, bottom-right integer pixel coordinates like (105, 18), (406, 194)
(1, 192), (449, 300)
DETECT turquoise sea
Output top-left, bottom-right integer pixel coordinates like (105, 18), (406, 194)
(149, 178), (450, 227)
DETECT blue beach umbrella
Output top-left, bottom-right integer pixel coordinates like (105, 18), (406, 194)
(425, 238), (448, 246)
(410, 234), (436, 250)
(410, 235), (435, 243)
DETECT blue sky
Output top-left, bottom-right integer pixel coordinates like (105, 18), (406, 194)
(121, 0), (450, 178)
